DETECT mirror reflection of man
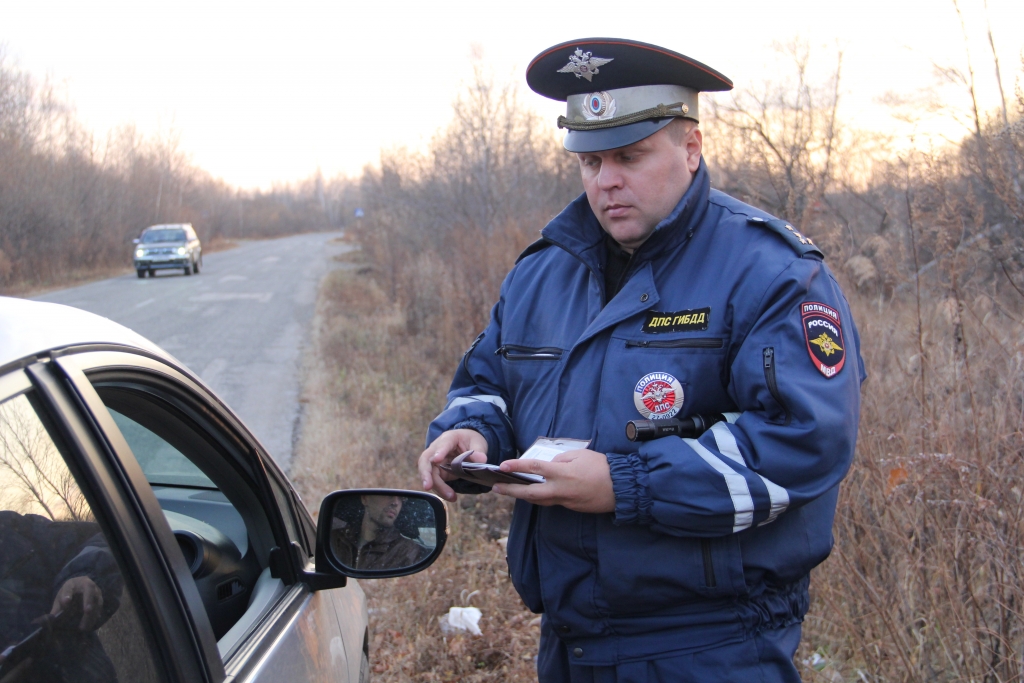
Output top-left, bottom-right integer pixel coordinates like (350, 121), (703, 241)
(330, 496), (428, 571)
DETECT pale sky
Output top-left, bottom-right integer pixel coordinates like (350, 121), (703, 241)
(2, 0), (1022, 189)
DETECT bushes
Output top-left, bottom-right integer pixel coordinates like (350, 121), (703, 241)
(349, 66), (582, 366)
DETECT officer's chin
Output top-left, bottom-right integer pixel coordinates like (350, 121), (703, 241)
(603, 223), (655, 251)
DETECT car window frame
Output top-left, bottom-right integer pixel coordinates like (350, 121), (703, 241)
(52, 349), (321, 669)
(8, 360), (210, 683)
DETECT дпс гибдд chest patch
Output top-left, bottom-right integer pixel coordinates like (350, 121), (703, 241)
(642, 307), (711, 333)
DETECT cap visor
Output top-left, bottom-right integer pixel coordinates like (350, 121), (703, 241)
(563, 117), (676, 153)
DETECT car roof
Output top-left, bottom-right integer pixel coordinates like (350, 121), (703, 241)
(0, 296), (173, 370)
(144, 223), (191, 230)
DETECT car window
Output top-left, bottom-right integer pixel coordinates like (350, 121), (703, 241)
(90, 381), (287, 659)
(108, 407), (216, 489)
(0, 391), (162, 683)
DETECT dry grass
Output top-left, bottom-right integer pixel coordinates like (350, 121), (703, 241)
(1, 264), (136, 297)
(797, 286), (1024, 683)
(291, 269), (540, 682)
(203, 236), (242, 254)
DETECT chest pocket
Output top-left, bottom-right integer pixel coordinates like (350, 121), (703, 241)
(598, 334), (732, 453)
(496, 345), (564, 361)
(620, 335), (730, 405)
(623, 337), (724, 351)
(497, 344), (564, 444)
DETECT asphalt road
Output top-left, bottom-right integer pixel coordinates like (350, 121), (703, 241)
(34, 232), (351, 471)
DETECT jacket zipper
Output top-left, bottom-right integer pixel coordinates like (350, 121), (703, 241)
(763, 347), (791, 425)
(462, 332), (484, 375)
(495, 345), (564, 361)
(701, 539), (716, 588)
(625, 338), (724, 349)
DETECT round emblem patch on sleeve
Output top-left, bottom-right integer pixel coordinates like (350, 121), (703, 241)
(634, 372), (684, 419)
(801, 302), (846, 378)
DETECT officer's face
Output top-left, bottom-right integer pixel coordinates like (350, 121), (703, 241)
(577, 121), (702, 252)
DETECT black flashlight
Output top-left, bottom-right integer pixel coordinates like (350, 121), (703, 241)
(625, 413), (728, 442)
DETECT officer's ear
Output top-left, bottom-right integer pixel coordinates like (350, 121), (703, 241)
(666, 118), (702, 171)
(683, 123), (702, 173)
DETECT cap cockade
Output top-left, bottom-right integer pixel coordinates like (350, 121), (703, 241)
(526, 38), (733, 153)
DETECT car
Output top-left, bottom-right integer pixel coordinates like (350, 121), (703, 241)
(0, 296), (448, 683)
(133, 223), (204, 278)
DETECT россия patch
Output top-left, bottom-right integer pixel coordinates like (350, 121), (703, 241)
(801, 302), (845, 378)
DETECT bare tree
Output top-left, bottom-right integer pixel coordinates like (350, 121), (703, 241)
(707, 41), (844, 232)
(0, 395), (91, 522)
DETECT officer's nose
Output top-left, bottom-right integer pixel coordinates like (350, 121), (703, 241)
(596, 162), (625, 192)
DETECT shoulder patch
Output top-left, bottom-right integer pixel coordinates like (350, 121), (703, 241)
(747, 217), (824, 259)
(515, 238), (553, 264)
(801, 302), (845, 378)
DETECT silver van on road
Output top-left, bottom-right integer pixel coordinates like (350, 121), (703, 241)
(134, 223), (203, 278)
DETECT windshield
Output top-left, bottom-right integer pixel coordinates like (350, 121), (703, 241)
(141, 228), (186, 243)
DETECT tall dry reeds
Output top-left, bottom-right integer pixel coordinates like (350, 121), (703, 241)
(804, 287), (1024, 682)
(799, 92), (1024, 680)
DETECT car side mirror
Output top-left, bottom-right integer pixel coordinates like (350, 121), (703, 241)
(304, 489), (448, 588)
(132, 238), (140, 244)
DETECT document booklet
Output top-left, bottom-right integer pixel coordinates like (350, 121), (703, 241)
(441, 437), (589, 487)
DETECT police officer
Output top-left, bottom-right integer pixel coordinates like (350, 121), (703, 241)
(418, 38), (865, 682)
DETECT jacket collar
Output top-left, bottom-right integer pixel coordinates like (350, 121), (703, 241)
(340, 521), (404, 550)
(540, 157), (711, 274)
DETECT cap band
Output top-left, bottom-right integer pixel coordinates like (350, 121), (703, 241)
(558, 84), (698, 131)
(563, 118), (676, 153)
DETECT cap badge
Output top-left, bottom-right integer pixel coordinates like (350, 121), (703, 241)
(633, 372), (684, 419)
(583, 91), (617, 120)
(557, 48), (613, 82)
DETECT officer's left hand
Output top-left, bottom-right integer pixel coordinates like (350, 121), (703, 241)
(491, 449), (615, 513)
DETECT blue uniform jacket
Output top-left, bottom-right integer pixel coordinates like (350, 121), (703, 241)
(427, 160), (865, 665)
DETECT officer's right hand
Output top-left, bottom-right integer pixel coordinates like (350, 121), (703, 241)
(50, 575), (104, 631)
(419, 429), (488, 502)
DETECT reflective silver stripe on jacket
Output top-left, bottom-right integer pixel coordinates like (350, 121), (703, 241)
(446, 395), (508, 416)
(710, 422), (790, 526)
(756, 478), (790, 526)
(685, 438), (754, 533)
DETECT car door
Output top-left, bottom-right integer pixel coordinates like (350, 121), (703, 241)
(0, 362), (210, 683)
(51, 349), (363, 682)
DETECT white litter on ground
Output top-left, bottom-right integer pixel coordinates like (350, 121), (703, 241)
(439, 606), (483, 636)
